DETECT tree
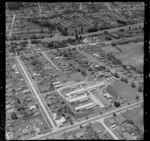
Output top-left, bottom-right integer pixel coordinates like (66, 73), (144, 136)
(121, 77), (125, 81)
(124, 78), (128, 83)
(104, 31), (108, 35)
(129, 27), (131, 30)
(113, 112), (116, 116)
(11, 112), (17, 120)
(7, 2), (21, 10)
(114, 101), (120, 108)
(136, 95), (139, 101)
(113, 72), (119, 78)
(81, 27), (83, 33)
(131, 82), (136, 88)
(138, 85), (143, 92)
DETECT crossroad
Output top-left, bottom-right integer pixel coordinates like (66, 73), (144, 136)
(30, 100), (142, 140)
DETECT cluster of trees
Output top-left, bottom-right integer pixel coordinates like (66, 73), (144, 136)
(121, 77), (128, 83)
(114, 101), (121, 108)
(7, 2), (23, 10)
(32, 19), (57, 31)
(85, 125), (100, 140)
(107, 53), (122, 65)
(87, 27), (98, 33)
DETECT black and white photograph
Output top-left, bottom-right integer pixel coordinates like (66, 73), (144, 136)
(5, 2), (144, 140)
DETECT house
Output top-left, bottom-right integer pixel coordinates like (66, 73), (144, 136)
(7, 132), (14, 140)
(6, 104), (12, 109)
(109, 118), (116, 125)
(76, 132), (85, 138)
(23, 89), (30, 94)
(27, 102), (37, 108)
(67, 135), (74, 139)
(7, 108), (15, 113)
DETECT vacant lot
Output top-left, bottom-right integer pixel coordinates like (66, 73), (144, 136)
(122, 106), (143, 133)
(101, 46), (120, 54)
(57, 72), (85, 84)
(112, 80), (141, 100)
(114, 42), (143, 72)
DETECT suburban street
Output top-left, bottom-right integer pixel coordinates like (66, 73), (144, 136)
(30, 100), (142, 140)
(16, 57), (56, 129)
(42, 52), (61, 73)
(6, 23), (143, 43)
(6, 2), (144, 140)
(9, 14), (16, 36)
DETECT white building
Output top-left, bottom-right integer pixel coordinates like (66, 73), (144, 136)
(68, 94), (89, 103)
(104, 93), (113, 99)
(75, 102), (95, 111)
(98, 101), (105, 109)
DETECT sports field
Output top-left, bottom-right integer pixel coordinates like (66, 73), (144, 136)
(106, 80), (141, 101)
(112, 80), (141, 100)
(114, 42), (143, 72)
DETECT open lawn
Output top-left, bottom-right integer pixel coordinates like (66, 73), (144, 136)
(57, 72), (85, 84)
(101, 46), (120, 54)
(112, 80), (141, 100)
(113, 42), (143, 72)
(122, 107), (144, 133)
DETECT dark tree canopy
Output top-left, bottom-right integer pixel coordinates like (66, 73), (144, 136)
(7, 2), (23, 10)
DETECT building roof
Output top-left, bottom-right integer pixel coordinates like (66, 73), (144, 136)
(98, 101), (105, 108)
(55, 117), (66, 126)
(75, 102), (95, 111)
(68, 94), (88, 103)
(68, 135), (74, 139)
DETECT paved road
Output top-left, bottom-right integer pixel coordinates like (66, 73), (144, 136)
(38, 2), (42, 13)
(9, 14), (16, 36)
(30, 99), (143, 140)
(78, 15), (93, 26)
(16, 57), (56, 129)
(105, 3), (112, 11)
(42, 52), (61, 73)
(6, 23), (143, 43)
(100, 118), (118, 139)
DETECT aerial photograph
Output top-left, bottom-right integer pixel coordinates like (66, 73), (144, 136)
(6, 2), (144, 140)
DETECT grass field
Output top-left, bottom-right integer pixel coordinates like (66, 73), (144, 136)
(101, 46), (120, 54)
(122, 106), (143, 133)
(113, 42), (143, 72)
(106, 85), (118, 99)
(112, 80), (141, 100)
